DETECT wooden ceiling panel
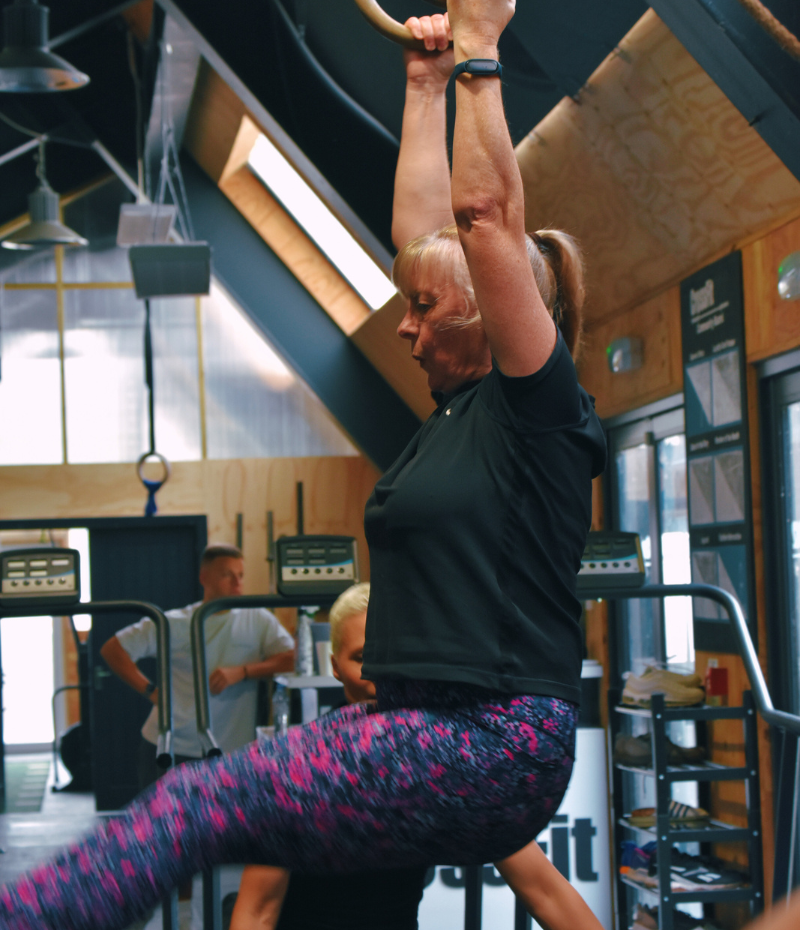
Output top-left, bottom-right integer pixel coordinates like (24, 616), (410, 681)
(517, 10), (800, 328)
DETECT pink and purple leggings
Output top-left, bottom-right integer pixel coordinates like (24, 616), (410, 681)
(0, 681), (577, 930)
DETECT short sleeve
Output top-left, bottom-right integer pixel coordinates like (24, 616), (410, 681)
(258, 610), (295, 658)
(115, 617), (157, 662)
(481, 330), (593, 433)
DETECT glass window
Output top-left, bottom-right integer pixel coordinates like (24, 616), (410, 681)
(611, 406), (691, 674)
(61, 245), (132, 285)
(63, 289), (147, 463)
(0, 288), (62, 464)
(61, 179), (134, 284)
(150, 298), (202, 461)
(0, 248), (56, 285)
(783, 399), (800, 708)
(0, 172), (365, 466)
(615, 443), (658, 670)
(658, 435), (694, 667)
(202, 283), (358, 459)
(0, 614), (54, 744)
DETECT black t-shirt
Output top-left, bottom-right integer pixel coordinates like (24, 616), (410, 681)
(362, 331), (606, 704)
(275, 866), (428, 930)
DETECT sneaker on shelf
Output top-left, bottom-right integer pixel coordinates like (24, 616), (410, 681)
(631, 904), (658, 930)
(622, 667), (705, 707)
(620, 866), (658, 889)
(613, 732), (706, 767)
(668, 851), (749, 890)
(628, 800), (710, 827)
(620, 840), (657, 870)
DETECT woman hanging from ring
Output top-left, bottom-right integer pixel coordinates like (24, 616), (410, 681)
(0, 4), (605, 927)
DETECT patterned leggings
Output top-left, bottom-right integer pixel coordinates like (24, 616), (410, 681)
(0, 681), (577, 930)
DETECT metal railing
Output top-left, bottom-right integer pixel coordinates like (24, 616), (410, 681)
(0, 599), (178, 929)
(186, 584), (800, 929)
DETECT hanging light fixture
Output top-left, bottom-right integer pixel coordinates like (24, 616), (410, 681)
(0, 0), (89, 92)
(1, 139), (87, 249)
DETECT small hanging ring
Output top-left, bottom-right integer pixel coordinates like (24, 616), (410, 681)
(137, 452), (172, 517)
(353, 0), (450, 50)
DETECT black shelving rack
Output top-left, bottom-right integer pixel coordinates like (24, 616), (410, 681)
(609, 688), (764, 930)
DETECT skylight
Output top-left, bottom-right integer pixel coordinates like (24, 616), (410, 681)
(248, 134), (396, 311)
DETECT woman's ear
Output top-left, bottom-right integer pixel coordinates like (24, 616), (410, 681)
(330, 654), (341, 682)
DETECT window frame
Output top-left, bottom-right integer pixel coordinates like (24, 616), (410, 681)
(760, 353), (800, 714)
(603, 394), (687, 682)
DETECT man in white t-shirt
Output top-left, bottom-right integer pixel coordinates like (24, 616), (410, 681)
(100, 543), (295, 787)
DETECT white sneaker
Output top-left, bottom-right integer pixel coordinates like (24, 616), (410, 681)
(622, 667), (704, 707)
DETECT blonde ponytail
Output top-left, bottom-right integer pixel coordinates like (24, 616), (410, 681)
(527, 229), (585, 361)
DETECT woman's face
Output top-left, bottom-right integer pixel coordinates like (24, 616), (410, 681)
(330, 611), (376, 704)
(397, 273), (492, 394)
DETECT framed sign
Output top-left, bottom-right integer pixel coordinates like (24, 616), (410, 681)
(680, 252), (755, 653)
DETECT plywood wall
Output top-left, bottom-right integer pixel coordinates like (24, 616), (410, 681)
(579, 287), (683, 418)
(517, 10), (800, 329)
(0, 456), (380, 596)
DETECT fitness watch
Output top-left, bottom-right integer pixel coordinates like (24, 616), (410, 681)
(144, 682), (156, 697)
(452, 59), (503, 80)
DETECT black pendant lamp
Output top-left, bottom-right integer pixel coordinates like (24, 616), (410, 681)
(1, 140), (87, 249)
(0, 0), (89, 92)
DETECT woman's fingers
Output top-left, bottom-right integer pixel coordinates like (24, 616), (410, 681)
(406, 16), (423, 41)
(418, 14), (436, 50)
(432, 13), (452, 50)
(405, 14), (450, 51)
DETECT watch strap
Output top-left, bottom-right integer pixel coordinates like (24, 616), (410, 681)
(452, 59), (503, 80)
(144, 681), (156, 696)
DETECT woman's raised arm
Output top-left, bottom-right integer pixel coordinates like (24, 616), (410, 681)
(391, 15), (456, 250)
(449, 0), (556, 377)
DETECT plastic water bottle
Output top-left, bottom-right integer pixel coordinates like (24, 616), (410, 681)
(272, 682), (290, 735)
(295, 607), (315, 676)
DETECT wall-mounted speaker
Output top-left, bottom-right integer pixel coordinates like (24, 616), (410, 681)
(129, 243), (211, 298)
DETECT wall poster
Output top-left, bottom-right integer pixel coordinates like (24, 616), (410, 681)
(680, 251), (755, 653)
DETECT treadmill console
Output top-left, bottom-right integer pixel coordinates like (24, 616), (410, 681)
(0, 548), (81, 607)
(577, 532), (645, 592)
(276, 535), (358, 597)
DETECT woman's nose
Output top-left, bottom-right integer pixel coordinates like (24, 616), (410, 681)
(397, 308), (417, 339)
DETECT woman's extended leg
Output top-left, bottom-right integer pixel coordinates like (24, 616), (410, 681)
(0, 687), (577, 930)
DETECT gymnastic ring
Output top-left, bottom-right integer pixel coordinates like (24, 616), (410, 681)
(137, 452), (172, 517)
(136, 451), (171, 486)
(353, 0), (449, 50)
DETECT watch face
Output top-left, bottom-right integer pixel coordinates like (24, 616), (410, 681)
(466, 59), (500, 74)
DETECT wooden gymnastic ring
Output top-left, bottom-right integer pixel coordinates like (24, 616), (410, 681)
(353, 0), (449, 50)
